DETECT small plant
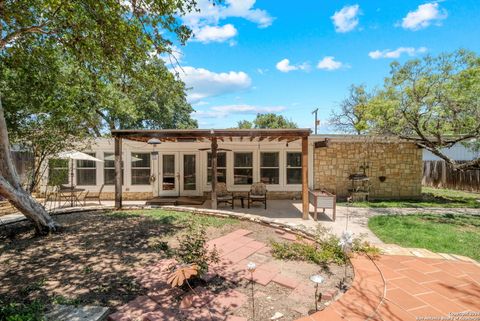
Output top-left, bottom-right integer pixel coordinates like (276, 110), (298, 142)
(270, 227), (380, 266)
(0, 298), (45, 321)
(174, 220), (220, 275)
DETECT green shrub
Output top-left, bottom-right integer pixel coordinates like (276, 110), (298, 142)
(270, 227), (380, 265)
(174, 220), (220, 275)
(0, 299), (45, 321)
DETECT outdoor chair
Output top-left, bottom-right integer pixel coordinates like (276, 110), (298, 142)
(216, 182), (234, 209)
(248, 182), (267, 209)
(76, 191), (88, 206)
(84, 184), (104, 205)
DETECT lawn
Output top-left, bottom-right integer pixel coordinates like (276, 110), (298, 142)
(368, 213), (480, 261)
(340, 187), (480, 208)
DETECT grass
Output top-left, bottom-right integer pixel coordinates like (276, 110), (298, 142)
(109, 209), (239, 228)
(368, 213), (480, 261)
(339, 187), (480, 208)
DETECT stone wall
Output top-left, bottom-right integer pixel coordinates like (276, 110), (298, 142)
(99, 192), (153, 200)
(314, 141), (422, 199)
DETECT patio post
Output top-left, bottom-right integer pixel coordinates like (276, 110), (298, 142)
(302, 136), (309, 219)
(211, 137), (218, 210)
(114, 136), (122, 209)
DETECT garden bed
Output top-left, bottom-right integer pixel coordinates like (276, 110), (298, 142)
(0, 209), (355, 320)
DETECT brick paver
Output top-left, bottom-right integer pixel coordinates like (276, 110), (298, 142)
(107, 229), (479, 321)
(300, 254), (480, 321)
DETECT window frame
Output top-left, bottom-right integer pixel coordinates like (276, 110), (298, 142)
(259, 152), (280, 185)
(131, 152), (151, 186)
(207, 151), (227, 184)
(286, 151), (302, 185)
(76, 152), (97, 186)
(233, 152), (253, 185)
(103, 152), (123, 185)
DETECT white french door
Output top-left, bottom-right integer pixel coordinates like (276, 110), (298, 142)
(157, 152), (199, 197)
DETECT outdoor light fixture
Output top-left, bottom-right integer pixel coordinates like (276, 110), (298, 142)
(147, 138), (161, 146)
(247, 262), (257, 320)
(310, 274), (325, 311)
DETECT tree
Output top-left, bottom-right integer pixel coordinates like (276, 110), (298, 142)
(237, 120), (253, 129)
(0, 0), (205, 234)
(329, 84), (371, 135)
(367, 50), (480, 170)
(237, 113), (298, 129)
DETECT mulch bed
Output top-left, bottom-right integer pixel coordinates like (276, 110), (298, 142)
(0, 211), (353, 320)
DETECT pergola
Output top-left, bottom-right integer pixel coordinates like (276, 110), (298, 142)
(111, 128), (311, 219)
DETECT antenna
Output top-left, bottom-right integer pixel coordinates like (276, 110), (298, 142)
(312, 108), (319, 135)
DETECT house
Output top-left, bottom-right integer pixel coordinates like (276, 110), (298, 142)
(42, 129), (423, 217)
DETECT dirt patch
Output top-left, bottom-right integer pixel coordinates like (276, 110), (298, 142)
(0, 210), (353, 320)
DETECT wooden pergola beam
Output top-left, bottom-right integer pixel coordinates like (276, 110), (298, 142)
(302, 136), (309, 219)
(114, 137), (122, 209)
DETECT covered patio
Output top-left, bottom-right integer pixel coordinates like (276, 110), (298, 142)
(111, 129), (311, 219)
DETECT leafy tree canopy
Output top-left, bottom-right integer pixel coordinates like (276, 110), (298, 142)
(368, 49), (480, 170)
(237, 113), (298, 129)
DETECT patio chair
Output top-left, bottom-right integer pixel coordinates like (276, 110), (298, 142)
(216, 182), (234, 209)
(248, 182), (267, 209)
(84, 184), (104, 205)
(76, 191), (88, 206)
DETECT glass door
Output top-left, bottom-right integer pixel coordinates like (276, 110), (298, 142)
(159, 154), (178, 196)
(181, 153), (198, 196)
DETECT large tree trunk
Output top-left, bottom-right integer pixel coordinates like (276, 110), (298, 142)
(0, 97), (60, 234)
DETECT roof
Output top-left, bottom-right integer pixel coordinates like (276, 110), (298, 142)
(111, 128), (311, 143)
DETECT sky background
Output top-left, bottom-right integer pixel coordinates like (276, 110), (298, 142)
(167, 0), (480, 132)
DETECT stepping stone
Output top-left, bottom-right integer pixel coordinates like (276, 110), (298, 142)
(272, 274), (300, 289)
(46, 304), (109, 321)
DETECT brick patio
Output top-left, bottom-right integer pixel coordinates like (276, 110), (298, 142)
(303, 255), (480, 321)
(108, 228), (480, 321)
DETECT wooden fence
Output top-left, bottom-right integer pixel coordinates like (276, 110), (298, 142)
(422, 160), (480, 192)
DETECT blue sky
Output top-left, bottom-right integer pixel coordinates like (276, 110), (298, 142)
(168, 0), (480, 131)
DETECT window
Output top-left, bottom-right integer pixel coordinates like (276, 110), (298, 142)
(76, 153), (96, 185)
(234, 152), (253, 185)
(286, 152), (302, 184)
(131, 153), (151, 185)
(260, 152), (279, 184)
(183, 154), (196, 190)
(104, 152), (123, 185)
(207, 152), (226, 183)
(48, 159), (69, 186)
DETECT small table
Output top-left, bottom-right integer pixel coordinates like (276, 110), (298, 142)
(59, 186), (85, 207)
(233, 194), (245, 208)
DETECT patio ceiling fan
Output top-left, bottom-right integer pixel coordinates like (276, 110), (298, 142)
(198, 147), (232, 151)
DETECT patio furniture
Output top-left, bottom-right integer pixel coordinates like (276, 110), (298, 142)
(308, 189), (336, 221)
(233, 194), (245, 208)
(84, 184), (104, 205)
(248, 182), (267, 209)
(216, 182), (234, 209)
(58, 185), (86, 207)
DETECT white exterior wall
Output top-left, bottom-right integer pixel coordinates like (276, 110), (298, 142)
(42, 137), (307, 196)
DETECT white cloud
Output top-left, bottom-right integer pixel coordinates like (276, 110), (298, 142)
(317, 56), (344, 70)
(177, 66), (252, 102)
(182, 0), (274, 44)
(401, 2), (447, 31)
(157, 45), (184, 65)
(194, 104), (286, 118)
(275, 59), (309, 73)
(331, 5), (361, 33)
(369, 47), (428, 59)
(192, 24), (238, 43)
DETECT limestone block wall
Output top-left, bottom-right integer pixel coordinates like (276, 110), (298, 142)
(313, 141), (422, 199)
